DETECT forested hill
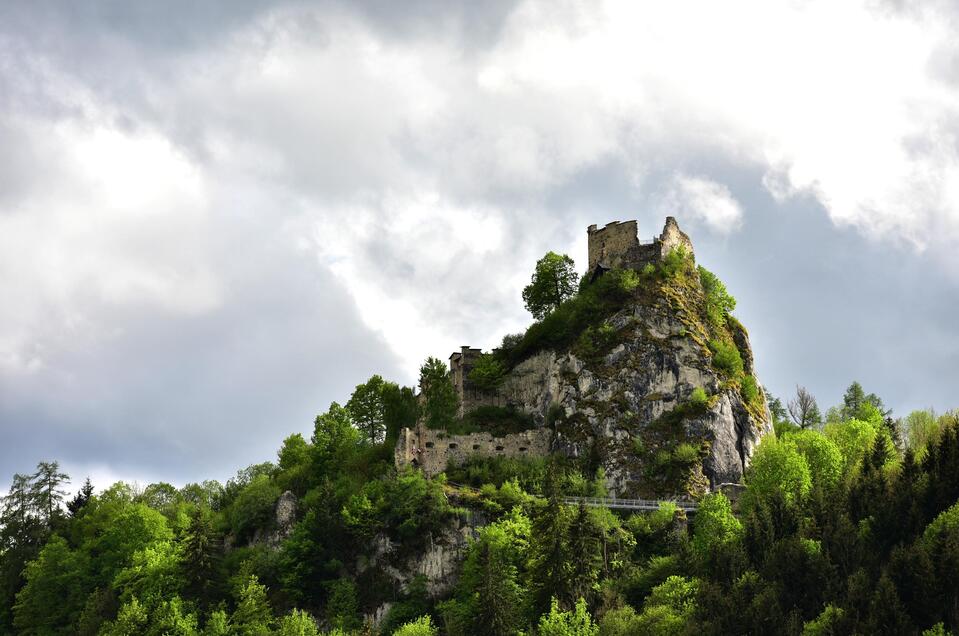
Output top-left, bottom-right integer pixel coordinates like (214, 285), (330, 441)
(3, 248), (959, 635)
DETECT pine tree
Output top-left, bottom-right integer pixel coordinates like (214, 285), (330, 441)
(29, 461), (69, 528)
(567, 503), (601, 605)
(529, 464), (570, 617)
(67, 478), (95, 518)
(472, 542), (522, 636)
(181, 508), (220, 606)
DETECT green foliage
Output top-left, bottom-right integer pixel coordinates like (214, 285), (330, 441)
(383, 383), (418, 445)
(232, 575), (273, 636)
(598, 606), (642, 636)
(523, 252), (580, 320)
(347, 374), (388, 445)
(468, 353), (508, 392)
(741, 374), (760, 406)
(325, 578), (359, 630)
(784, 429), (843, 490)
(636, 576), (700, 635)
(312, 402), (362, 477)
(419, 357), (459, 429)
(802, 604), (845, 635)
(392, 615), (438, 636)
(743, 437), (812, 511)
(460, 405), (536, 436)
(708, 339), (744, 377)
(691, 493), (742, 564)
(537, 597), (599, 636)
(660, 246), (694, 280)
(227, 474), (281, 542)
(698, 265), (736, 328)
(671, 443), (700, 466)
(824, 418), (880, 476)
(13, 535), (89, 632)
(689, 387), (708, 407)
(507, 269), (638, 366)
(276, 609), (320, 636)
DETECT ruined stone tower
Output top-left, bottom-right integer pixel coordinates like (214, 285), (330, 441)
(587, 216), (694, 276)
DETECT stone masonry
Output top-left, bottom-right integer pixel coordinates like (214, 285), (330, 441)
(395, 424), (552, 477)
(587, 216), (694, 275)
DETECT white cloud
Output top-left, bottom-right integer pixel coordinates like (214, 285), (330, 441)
(662, 174), (743, 234)
(5, 0), (959, 482)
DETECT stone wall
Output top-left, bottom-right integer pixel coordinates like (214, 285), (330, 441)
(587, 217), (694, 274)
(657, 216), (695, 261)
(395, 424), (553, 477)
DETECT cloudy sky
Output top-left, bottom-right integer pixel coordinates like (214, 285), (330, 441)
(2, 0), (958, 491)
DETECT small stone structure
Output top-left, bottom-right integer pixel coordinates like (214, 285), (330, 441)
(449, 346), (507, 417)
(587, 216), (694, 276)
(395, 424), (552, 477)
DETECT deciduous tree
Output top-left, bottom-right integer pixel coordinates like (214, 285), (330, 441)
(522, 252), (579, 320)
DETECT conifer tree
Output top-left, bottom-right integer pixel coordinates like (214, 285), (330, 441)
(472, 541), (523, 636)
(29, 461), (69, 528)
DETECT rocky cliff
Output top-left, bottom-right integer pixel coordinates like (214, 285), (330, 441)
(494, 257), (772, 497)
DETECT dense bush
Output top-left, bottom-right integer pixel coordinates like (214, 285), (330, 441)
(708, 339), (744, 377)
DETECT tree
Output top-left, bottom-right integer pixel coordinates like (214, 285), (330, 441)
(30, 460), (69, 527)
(181, 509), (219, 605)
(529, 466), (571, 615)
(698, 265), (736, 328)
(786, 430), (843, 491)
(393, 615), (438, 636)
(767, 395), (788, 425)
(347, 375), (388, 444)
(312, 402), (361, 477)
(522, 252), (579, 320)
(788, 385), (822, 429)
(691, 493), (743, 565)
(567, 503), (602, 605)
(383, 383), (418, 444)
(232, 575), (273, 636)
(742, 437), (812, 511)
(537, 598), (598, 636)
(419, 357), (459, 429)
(841, 381), (891, 422)
(0, 474), (44, 631)
(68, 478), (95, 517)
(471, 541), (524, 636)
(276, 609), (320, 636)
(13, 535), (90, 632)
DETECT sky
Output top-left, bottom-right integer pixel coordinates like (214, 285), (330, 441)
(2, 0), (959, 492)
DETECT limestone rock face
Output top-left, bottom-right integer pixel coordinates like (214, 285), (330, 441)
(269, 491), (297, 547)
(366, 515), (482, 599)
(497, 284), (772, 497)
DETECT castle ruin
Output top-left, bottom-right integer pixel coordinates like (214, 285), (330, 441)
(396, 217), (695, 476)
(587, 216), (694, 278)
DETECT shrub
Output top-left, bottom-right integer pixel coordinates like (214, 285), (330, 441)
(698, 265), (736, 328)
(462, 405), (535, 436)
(506, 269), (637, 366)
(672, 443), (700, 466)
(660, 246), (694, 279)
(689, 387), (708, 407)
(741, 375), (760, 406)
(708, 339), (744, 377)
(392, 615), (437, 636)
